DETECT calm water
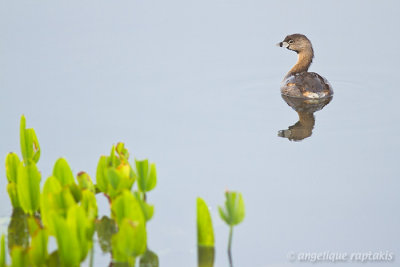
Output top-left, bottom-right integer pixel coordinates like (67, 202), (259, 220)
(1, 1), (399, 266)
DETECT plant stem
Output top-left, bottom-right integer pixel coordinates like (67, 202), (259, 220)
(228, 226), (233, 252)
(228, 226), (233, 267)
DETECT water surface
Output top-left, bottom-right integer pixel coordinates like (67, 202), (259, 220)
(1, 1), (399, 266)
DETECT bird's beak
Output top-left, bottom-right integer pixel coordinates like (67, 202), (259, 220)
(276, 41), (289, 48)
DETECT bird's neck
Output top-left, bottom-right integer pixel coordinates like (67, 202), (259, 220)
(287, 49), (314, 76)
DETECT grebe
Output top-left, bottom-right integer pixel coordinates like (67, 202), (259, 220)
(277, 34), (333, 99)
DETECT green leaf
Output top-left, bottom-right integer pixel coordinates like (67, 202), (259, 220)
(51, 189), (77, 221)
(0, 235), (6, 267)
(17, 162), (41, 215)
(218, 206), (229, 226)
(134, 192), (154, 222)
(31, 129), (41, 163)
(19, 115), (29, 164)
(104, 168), (122, 198)
(116, 143), (129, 161)
(7, 183), (20, 208)
(68, 183), (82, 203)
(41, 176), (62, 196)
(77, 172), (95, 193)
(111, 191), (145, 226)
(51, 214), (81, 267)
(39, 176), (62, 228)
(116, 162), (136, 185)
(107, 168), (121, 191)
(29, 228), (48, 266)
(104, 164), (135, 198)
(19, 115), (40, 165)
(112, 218), (146, 263)
(96, 145), (136, 198)
(27, 216), (41, 237)
(81, 190), (98, 221)
(40, 177), (76, 234)
(11, 246), (28, 267)
(111, 192), (147, 262)
(147, 163), (157, 191)
(108, 145), (119, 168)
(67, 206), (93, 262)
(96, 156), (108, 193)
(53, 158), (75, 186)
(6, 153), (21, 183)
(136, 159), (157, 193)
(218, 191), (245, 226)
(197, 198), (215, 247)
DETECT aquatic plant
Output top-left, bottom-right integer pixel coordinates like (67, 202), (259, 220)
(51, 206), (94, 266)
(111, 218), (146, 265)
(218, 191), (245, 266)
(196, 198), (214, 247)
(19, 115), (40, 165)
(134, 191), (154, 223)
(135, 159), (157, 197)
(96, 143), (136, 200)
(10, 246), (28, 267)
(2, 116), (158, 266)
(197, 197), (215, 267)
(5, 153), (21, 208)
(0, 235), (6, 267)
(5, 115), (252, 267)
(27, 217), (48, 266)
(196, 193), (245, 267)
(5, 116), (41, 215)
(77, 172), (96, 193)
(110, 190), (147, 264)
(16, 162), (41, 215)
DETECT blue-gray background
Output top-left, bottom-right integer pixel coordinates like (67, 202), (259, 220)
(1, 1), (399, 266)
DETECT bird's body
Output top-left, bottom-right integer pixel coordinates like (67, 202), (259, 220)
(281, 72), (332, 98)
(277, 34), (333, 99)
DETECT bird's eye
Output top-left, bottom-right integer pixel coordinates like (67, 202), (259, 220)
(288, 40), (294, 44)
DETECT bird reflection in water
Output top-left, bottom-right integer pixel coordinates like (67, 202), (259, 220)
(278, 95), (332, 141)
